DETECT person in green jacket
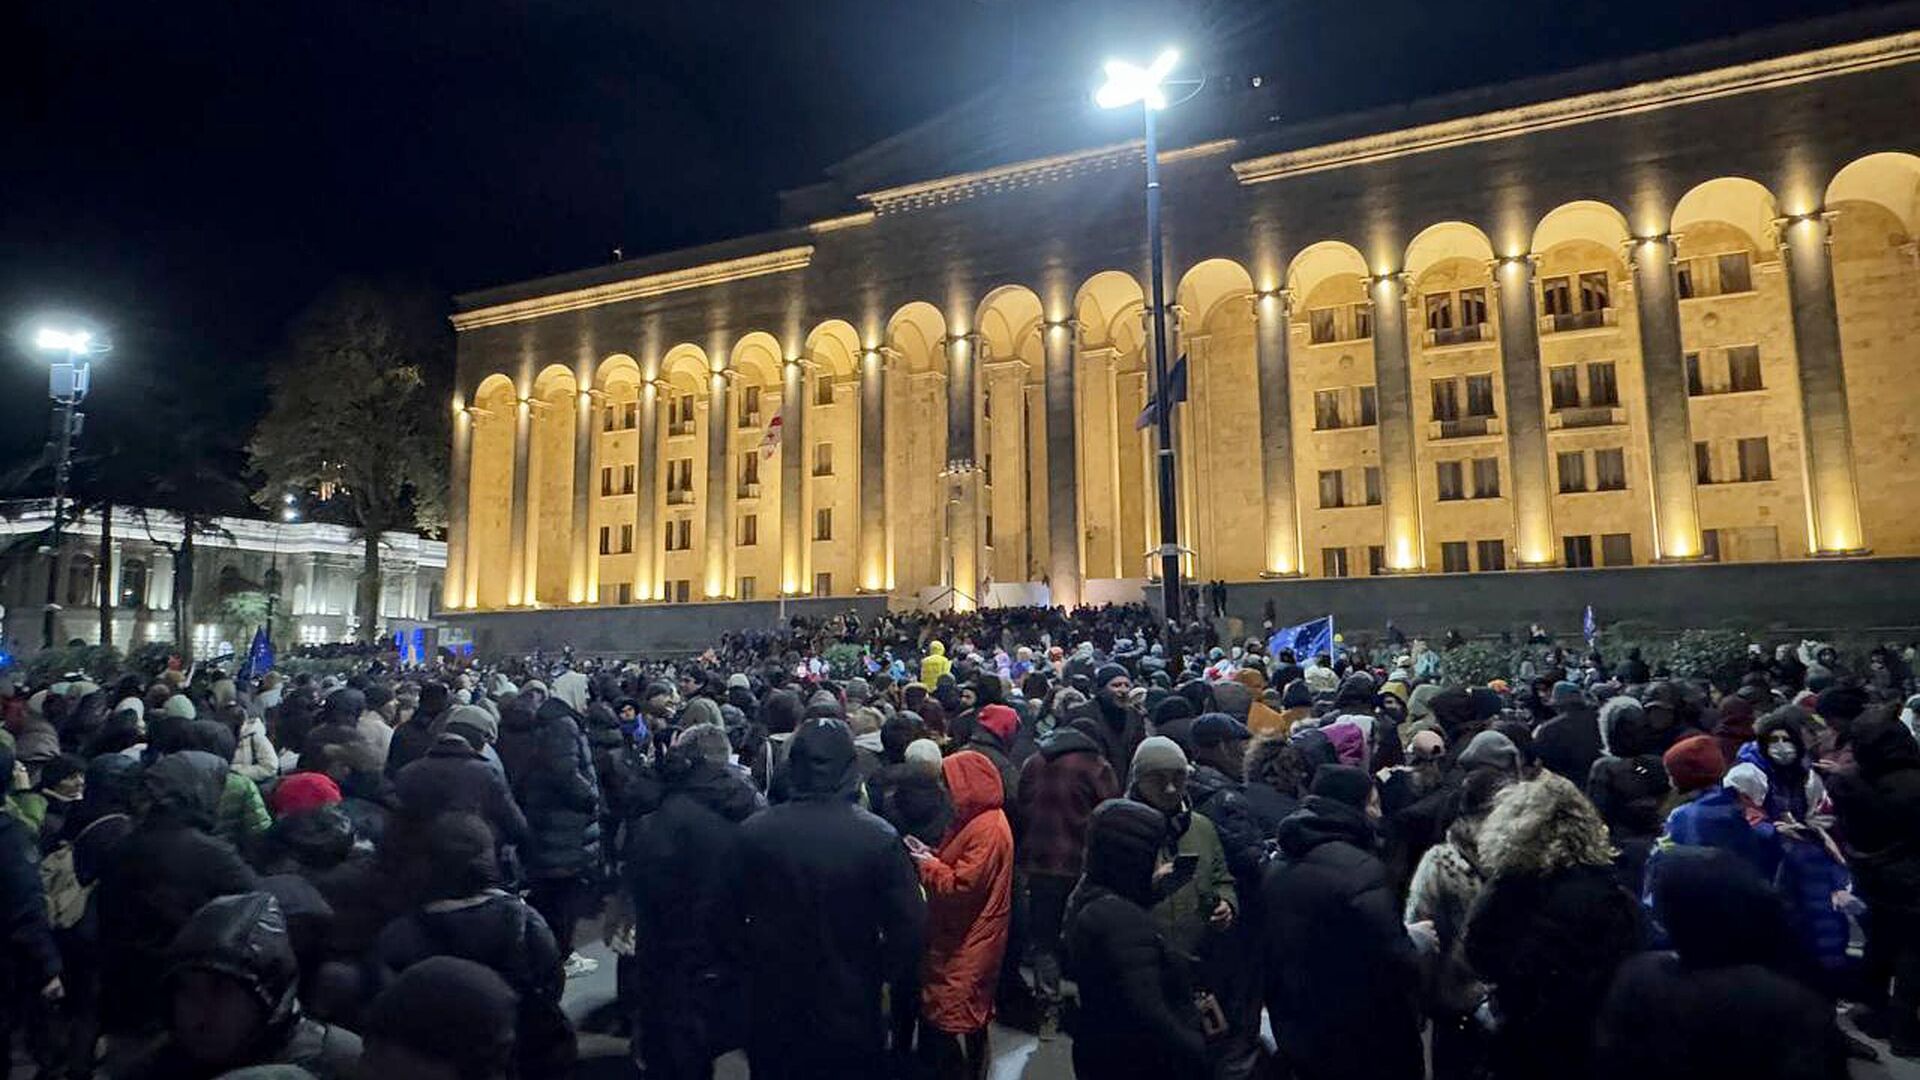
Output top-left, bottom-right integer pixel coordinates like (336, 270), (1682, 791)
(182, 721), (272, 855)
(1126, 736), (1237, 965)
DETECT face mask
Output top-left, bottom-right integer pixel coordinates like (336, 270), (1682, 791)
(1767, 742), (1798, 765)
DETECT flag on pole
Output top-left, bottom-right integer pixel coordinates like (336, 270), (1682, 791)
(758, 414), (783, 460)
(1135, 353), (1189, 430)
(1583, 604), (1598, 646)
(240, 625), (274, 680)
(1268, 615), (1335, 661)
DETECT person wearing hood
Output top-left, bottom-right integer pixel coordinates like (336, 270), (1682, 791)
(964, 702), (1021, 816)
(1261, 764), (1424, 1080)
(1404, 768), (1507, 1080)
(729, 719), (926, 1079)
(1596, 847), (1848, 1080)
(498, 680), (602, 976)
(1070, 663), (1146, 780)
(392, 705), (529, 855)
(1464, 773), (1645, 1079)
(229, 703), (280, 785)
(624, 725), (760, 1080)
(1710, 693), (1758, 773)
(905, 751), (1013, 1079)
(385, 681), (452, 780)
(1824, 712), (1920, 1056)
(1586, 695), (1672, 892)
(97, 750), (260, 1042)
(375, 811), (574, 1077)
(1063, 799), (1207, 1079)
(0, 770), (59, 1071)
(180, 720), (273, 858)
(125, 892), (360, 1079)
(1532, 681), (1602, 785)
(1016, 709), (1120, 1030)
(1643, 735), (1785, 932)
(358, 956), (519, 1080)
(921, 640), (953, 688)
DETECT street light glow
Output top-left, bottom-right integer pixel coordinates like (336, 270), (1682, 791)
(35, 328), (92, 354)
(1095, 48), (1180, 110)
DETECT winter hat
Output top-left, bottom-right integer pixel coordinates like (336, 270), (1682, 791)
(1723, 761), (1769, 805)
(1094, 663), (1131, 691)
(1407, 730), (1445, 762)
(904, 739), (944, 777)
(1083, 799), (1167, 905)
(270, 772), (343, 818)
(1550, 681), (1585, 708)
(1310, 763), (1373, 811)
(1128, 735), (1189, 784)
(1322, 720), (1368, 767)
(1457, 730), (1521, 775)
(977, 703), (1018, 742)
(1663, 734), (1727, 794)
(362, 957), (518, 1077)
(1191, 713), (1251, 746)
(444, 704), (499, 744)
(1815, 685), (1870, 726)
(1210, 680), (1253, 721)
(1280, 680), (1313, 710)
(726, 672), (751, 691)
(163, 694), (198, 721)
(845, 677), (872, 704)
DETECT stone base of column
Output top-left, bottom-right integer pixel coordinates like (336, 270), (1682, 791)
(1514, 559), (1562, 570)
(1257, 570), (1306, 580)
(1374, 565), (1427, 576)
(1654, 554), (1715, 565)
(1810, 547), (1872, 559)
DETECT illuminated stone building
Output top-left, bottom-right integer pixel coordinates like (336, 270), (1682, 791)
(446, 14), (1920, 624)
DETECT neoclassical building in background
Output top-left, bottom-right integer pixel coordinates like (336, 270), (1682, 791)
(446, 12), (1920, 618)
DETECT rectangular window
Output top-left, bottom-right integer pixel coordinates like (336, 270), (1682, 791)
(1579, 271), (1610, 311)
(737, 576), (756, 600)
(1322, 547), (1350, 578)
(1436, 461), (1465, 501)
(1363, 466), (1382, 506)
(1542, 276), (1572, 317)
(1424, 293), (1455, 332)
(1309, 308), (1338, 345)
(1601, 533), (1634, 567)
(1358, 385), (1378, 426)
(1701, 528), (1722, 563)
(739, 385), (761, 427)
(598, 526), (611, 555)
(813, 443), (833, 477)
(815, 378), (835, 407)
(622, 401), (637, 429)
(1352, 303), (1373, 340)
(1588, 362), (1619, 407)
(738, 514), (758, 546)
(602, 405), (616, 433)
(673, 580), (690, 604)
(1465, 374), (1497, 417)
(814, 572), (832, 596)
(814, 507), (833, 541)
(1564, 534), (1595, 568)
(1472, 456), (1501, 498)
(1441, 541), (1471, 573)
(677, 520), (691, 550)
(1314, 390), (1341, 430)
(668, 458), (693, 492)
(1695, 441), (1714, 484)
(1367, 546), (1386, 576)
(619, 524), (633, 554)
(740, 453), (760, 488)
(621, 464), (635, 494)
(1431, 378), (1460, 422)
(1549, 365), (1581, 410)
(1318, 469), (1346, 509)
(1459, 288), (1488, 327)
(1737, 436), (1772, 482)
(600, 466), (613, 497)
(616, 582), (632, 604)
(1557, 451), (1588, 493)
(669, 394), (696, 435)
(1685, 352), (1704, 396)
(1476, 539), (1507, 572)
(1676, 261), (1696, 300)
(986, 514), (995, 547)
(1727, 345), (1763, 392)
(1717, 251), (1753, 294)
(1594, 448), (1627, 491)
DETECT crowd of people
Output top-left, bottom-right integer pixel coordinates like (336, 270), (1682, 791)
(0, 604), (1916, 1079)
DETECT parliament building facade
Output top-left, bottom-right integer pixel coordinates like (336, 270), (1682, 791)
(446, 14), (1920, 619)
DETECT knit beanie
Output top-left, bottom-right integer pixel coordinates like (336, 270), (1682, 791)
(362, 956), (518, 1077)
(163, 694), (197, 721)
(1663, 734), (1727, 794)
(904, 739), (943, 773)
(1310, 763), (1373, 810)
(270, 772), (343, 818)
(977, 703), (1018, 742)
(444, 704), (499, 744)
(1094, 663), (1131, 691)
(1128, 734), (1189, 785)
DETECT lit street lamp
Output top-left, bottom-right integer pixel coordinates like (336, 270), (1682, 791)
(32, 326), (106, 650)
(1097, 48), (1189, 623)
(265, 494), (299, 645)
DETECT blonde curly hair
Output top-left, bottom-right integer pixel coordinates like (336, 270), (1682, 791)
(1476, 772), (1615, 878)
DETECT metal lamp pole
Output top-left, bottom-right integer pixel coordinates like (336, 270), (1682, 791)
(1141, 102), (1183, 624)
(35, 330), (99, 650)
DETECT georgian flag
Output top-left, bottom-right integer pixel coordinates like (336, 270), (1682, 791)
(759, 414), (783, 460)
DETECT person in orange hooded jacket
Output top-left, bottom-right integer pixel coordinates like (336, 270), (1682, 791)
(905, 749), (1013, 1079)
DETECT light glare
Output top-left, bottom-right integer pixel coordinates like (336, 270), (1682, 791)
(35, 328), (91, 353)
(1096, 48), (1180, 111)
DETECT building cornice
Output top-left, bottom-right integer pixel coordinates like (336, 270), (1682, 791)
(450, 246), (816, 331)
(0, 502), (446, 568)
(1232, 29), (1920, 184)
(857, 137), (1242, 216)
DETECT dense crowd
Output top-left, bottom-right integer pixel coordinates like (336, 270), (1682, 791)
(0, 608), (1916, 1079)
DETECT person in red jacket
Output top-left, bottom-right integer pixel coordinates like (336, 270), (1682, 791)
(905, 750), (1013, 1080)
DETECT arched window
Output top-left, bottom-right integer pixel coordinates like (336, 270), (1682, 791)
(119, 559), (149, 608)
(65, 556), (96, 607)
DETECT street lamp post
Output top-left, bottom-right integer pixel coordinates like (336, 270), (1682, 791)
(33, 328), (104, 650)
(265, 495), (299, 645)
(1098, 49), (1186, 624)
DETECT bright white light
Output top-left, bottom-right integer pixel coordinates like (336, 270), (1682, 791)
(282, 508), (299, 522)
(1095, 48), (1180, 110)
(282, 492), (297, 505)
(35, 328), (91, 353)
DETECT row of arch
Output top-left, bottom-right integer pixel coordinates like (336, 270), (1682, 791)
(450, 152), (1920, 610)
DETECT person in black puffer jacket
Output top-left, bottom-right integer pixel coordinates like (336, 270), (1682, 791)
(1585, 695), (1672, 893)
(1261, 765), (1423, 1080)
(1064, 799), (1206, 1080)
(498, 693), (602, 964)
(1825, 712), (1920, 1055)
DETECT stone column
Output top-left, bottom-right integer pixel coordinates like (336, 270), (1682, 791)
(444, 406), (472, 608)
(704, 372), (731, 599)
(569, 388), (594, 603)
(633, 382), (659, 600)
(1779, 212), (1868, 553)
(1628, 234), (1705, 560)
(859, 348), (887, 593)
(942, 332), (983, 609)
(1369, 272), (1424, 570)
(782, 360), (807, 594)
(1042, 320), (1083, 607)
(1253, 291), (1302, 576)
(1492, 255), (1558, 566)
(506, 396), (532, 606)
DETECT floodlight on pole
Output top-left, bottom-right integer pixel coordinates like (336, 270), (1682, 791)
(1094, 48), (1179, 110)
(28, 322), (107, 651)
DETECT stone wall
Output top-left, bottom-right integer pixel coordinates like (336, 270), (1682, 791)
(444, 594), (890, 659)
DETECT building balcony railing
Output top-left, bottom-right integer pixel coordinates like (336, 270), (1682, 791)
(1543, 308), (1617, 334)
(1425, 323), (1491, 348)
(1429, 415), (1502, 440)
(737, 482), (761, 500)
(666, 489), (694, 506)
(1550, 405), (1624, 430)
(668, 420), (696, 437)
(738, 410), (761, 429)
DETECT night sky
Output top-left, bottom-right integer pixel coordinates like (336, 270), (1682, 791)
(0, 0), (1891, 485)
